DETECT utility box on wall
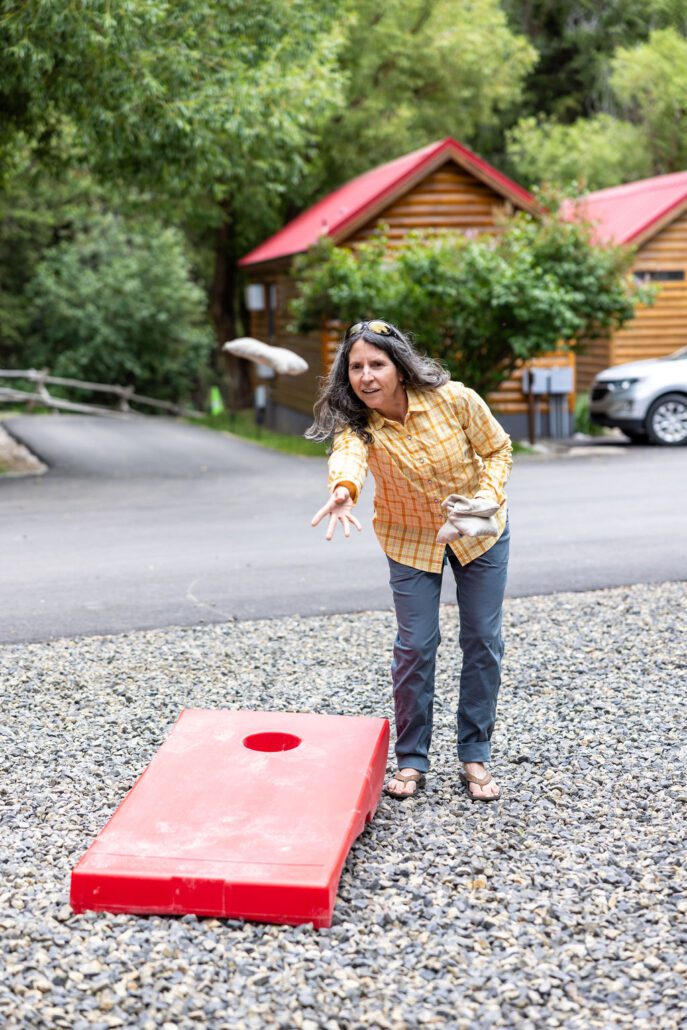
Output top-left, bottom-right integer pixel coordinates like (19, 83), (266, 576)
(521, 368), (551, 395)
(522, 367), (574, 396)
(547, 367), (574, 395)
(522, 366), (574, 440)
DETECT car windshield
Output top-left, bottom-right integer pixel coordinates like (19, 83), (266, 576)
(665, 346), (687, 360)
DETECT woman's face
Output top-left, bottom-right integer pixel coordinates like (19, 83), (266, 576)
(348, 338), (405, 416)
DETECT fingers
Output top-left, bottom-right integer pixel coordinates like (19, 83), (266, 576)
(323, 510), (362, 541)
(325, 512), (338, 541)
(312, 489), (362, 539)
(326, 511), (350, 541)
(311, 501), (333, 527)
(312, 487), (349, 526)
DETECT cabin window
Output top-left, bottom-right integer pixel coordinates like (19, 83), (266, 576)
(267, 283), (278, 339)
(245, 283), (266, 311)
(634, 270), (685, 282)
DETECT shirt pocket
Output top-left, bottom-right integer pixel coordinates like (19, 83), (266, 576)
(424, 422), (469, 477)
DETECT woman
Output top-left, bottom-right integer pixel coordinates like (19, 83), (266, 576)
(309, 319), (512, 802)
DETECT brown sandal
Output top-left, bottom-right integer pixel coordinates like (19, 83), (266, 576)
(384, 770), (426, 800)
(459, 768), (501, 803)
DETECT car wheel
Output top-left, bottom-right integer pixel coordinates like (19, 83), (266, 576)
(645, 393), (687, 446)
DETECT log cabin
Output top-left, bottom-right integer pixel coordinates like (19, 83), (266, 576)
(237, 137), (568, 438)
(565, 171), (687, 390)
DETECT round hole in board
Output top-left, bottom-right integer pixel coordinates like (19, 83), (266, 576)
(242, 731), (302, 753)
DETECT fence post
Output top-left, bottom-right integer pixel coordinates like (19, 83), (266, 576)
(117, 386), (134, 412)
(26, 368), (50, 413)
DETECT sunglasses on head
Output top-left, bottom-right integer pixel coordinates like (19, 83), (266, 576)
(345, 319), (402, 341)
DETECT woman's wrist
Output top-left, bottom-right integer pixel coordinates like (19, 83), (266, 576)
(334, 480), (358, 502)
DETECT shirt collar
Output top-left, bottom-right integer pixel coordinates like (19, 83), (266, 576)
(368, 387), (428, 429)
(407, 387), (429, 413)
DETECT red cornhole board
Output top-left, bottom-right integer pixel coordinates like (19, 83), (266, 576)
(70, 709), (389, 928)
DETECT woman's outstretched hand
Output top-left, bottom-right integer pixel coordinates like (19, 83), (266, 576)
(311, 486), (363, 541)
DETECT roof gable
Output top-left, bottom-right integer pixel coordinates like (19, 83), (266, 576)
(563, 170), (687, 247)
(239, 137), (539, 267)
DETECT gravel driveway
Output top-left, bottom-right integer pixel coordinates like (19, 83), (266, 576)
(3, 581), (686, 1028)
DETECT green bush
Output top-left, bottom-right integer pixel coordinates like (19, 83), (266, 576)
(25, 212), (214, 402)
(290, 211), (652, 398)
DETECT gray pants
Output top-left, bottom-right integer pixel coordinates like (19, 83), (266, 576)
(387, 522), (509, 771)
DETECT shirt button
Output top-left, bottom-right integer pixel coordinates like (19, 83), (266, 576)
(418, 457), (426, 464)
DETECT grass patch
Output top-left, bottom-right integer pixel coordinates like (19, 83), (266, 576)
(574, 392), (605, 436)
(0, 404), (53, 418)
(189, 410), (328, 457)
(511, 440), (534, 455)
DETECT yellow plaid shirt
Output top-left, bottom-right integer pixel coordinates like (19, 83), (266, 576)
(328, 382), (512, 573)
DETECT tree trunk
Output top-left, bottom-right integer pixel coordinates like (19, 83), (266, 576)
(209, 206), (252, 408)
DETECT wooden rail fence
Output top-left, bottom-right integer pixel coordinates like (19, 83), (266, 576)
(0, 369), (202, 419)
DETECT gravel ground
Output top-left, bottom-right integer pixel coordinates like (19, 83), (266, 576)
(2, 581), (686, 1029)
(0, 423), (46, 476)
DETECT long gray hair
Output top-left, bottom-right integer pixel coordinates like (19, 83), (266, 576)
(305, 322), (449, 443)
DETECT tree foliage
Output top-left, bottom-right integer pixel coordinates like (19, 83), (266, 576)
(0, 162), (110, 364)
(24, 213), (214, 401)
(501, 0), (687, 122)
(297, 0), (536, 200)
(506, 113), (652, 190)
(290, 215), (650, 397)
(0, 0), (347, 381)
(503, 5), (687, 187)
(1, 0), (685, 403)
(1, 0), (345, 210)
(611, 27), (687, 173)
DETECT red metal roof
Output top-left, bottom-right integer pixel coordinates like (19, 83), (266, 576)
(239, 137), (538, 267)
(562, 170), (687, 246)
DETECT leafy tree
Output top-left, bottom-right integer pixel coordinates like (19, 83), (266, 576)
(0, 0), (347, 342)
(290, 213), (650, 397)
(24, 212), (214, 402)
(501, 4), (687, 188)
(501, 0), (687, 123)
(506, 113), (652, 190)
(0, 175), (46, 363)
(0, 160), (110, 366)
(0, 159), (207, 384)
(294, 0), (537, 203)
(506, 25), (687, 189)
(2, 0), (682, 404)
(611, 27), (687, 173)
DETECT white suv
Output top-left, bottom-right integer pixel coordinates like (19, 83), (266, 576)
(589, 347), (687, 445)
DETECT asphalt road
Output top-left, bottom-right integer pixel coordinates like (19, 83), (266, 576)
(2, 414), (686, 643)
